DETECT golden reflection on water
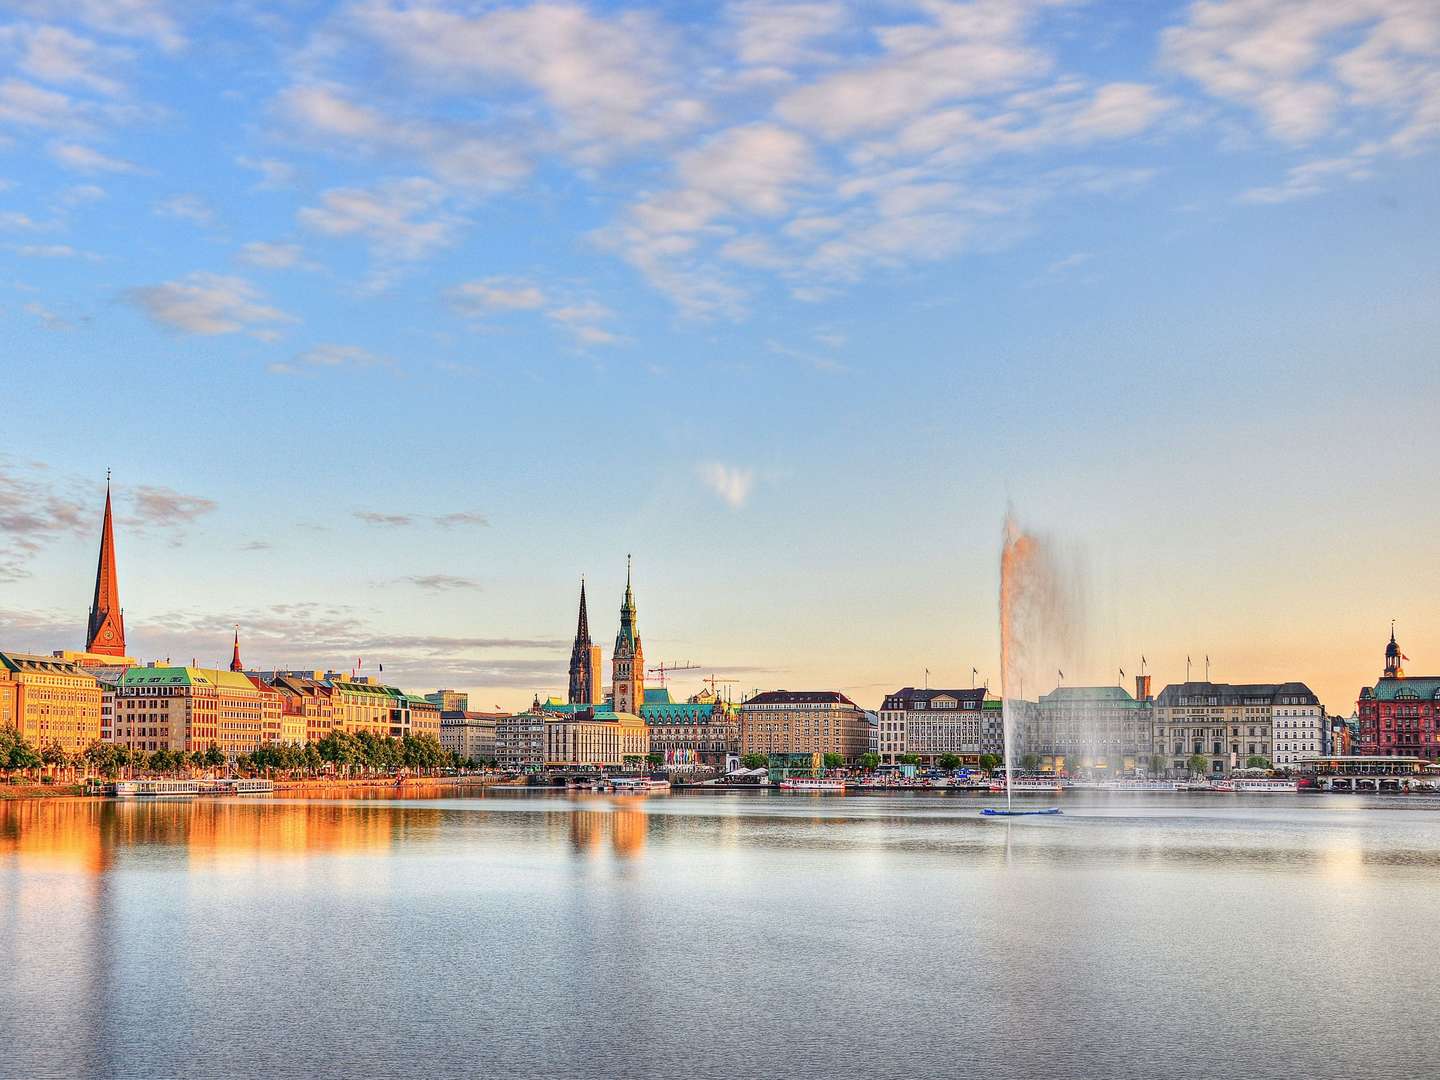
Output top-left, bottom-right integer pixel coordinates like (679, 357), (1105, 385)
(566, 797), (648, 859)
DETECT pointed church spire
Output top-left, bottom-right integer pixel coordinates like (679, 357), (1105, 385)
(567, 577), (596, 705)
(230, 626), (243, 672)
(85, 471), (126, 657)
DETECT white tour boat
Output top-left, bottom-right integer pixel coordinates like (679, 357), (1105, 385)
(778, 777), (846, 792)
(609, 777), (671, 794)
(1231, 777), (1299, 793)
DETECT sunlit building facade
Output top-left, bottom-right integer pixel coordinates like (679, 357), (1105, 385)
(0, 652), (103, 754)
(1358, 627), (1440, 761)
(114, 665), (276, 759)
(544, 708), (649, 768)
(738, 690), (870, 761)
(1028, 681), (1154, 775)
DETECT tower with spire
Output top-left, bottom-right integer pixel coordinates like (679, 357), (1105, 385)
(85, 472), (126, 657)
(567, 579), (599, 704)
(1384, 621), (1405, 679)
(230, 627), (244, 673)
(611, 555), (645, 714)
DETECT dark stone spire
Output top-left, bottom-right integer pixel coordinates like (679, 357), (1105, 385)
(567, 578), (594, 704)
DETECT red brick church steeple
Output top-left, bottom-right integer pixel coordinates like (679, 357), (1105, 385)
(230, 626), (243, 672)
(85, 472), (126, 657)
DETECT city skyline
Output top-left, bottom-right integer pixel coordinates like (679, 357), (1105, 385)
(3, 1), (1438, 713)
(0, 471), (1429, 715)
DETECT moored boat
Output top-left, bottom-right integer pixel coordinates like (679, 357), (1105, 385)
(1232, 777), (1298, 793)
(609, 777), (671, 794)
(778, 777), (845, 792)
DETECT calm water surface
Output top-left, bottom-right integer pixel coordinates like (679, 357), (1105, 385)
(3, 788), (1437, 1079)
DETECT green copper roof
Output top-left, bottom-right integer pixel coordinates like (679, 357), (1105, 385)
(640, 701), (722, 723)
(1364, 677), (1440, 701)
(643, 688), (673, 705)
(120, 666), (255, 691)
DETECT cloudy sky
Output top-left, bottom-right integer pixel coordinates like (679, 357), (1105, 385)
(2, 0), (1438, 713)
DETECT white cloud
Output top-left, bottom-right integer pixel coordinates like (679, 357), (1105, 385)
(237, 241), (308, 269)
(698, 462), (755, 509)
(728, 1), (850, 70)
(1163, 0), (1440, 145)
(269, 343), (391, 375)
(6, 0), (185, 52)
(1237, 154), (1376, 204)
(0, 24), (130, 97)
(342, 1), (704, 159)
(124, 273), (295, 336)
(298, 177), (461, 262)
(237, 156), (297, 190)
(154, 193), (214, 226)
(447, 277), (547, 314)
(50, 141), (141, 173)
(11, 243), (101, 261)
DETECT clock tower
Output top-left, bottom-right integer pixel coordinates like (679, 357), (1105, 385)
(611, 556), (644, 715)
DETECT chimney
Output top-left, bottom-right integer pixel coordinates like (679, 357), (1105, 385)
(1135, 674), (1152, 702)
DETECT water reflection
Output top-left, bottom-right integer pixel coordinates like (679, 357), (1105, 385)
(3, 792), (1440, 1080)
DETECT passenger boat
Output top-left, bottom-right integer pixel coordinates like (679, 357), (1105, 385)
(1231, 777), (1299, 793)
(778, 777), (845, 792)
(987, 775), (1061, 793)
(113, 779), (201, 799)
(1098, 779), (1187, 791)
(609, 777), (671, 794)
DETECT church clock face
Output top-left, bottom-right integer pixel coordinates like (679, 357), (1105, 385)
(104, 630), (113, 640)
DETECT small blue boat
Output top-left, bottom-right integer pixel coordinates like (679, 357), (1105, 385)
(981, 807), (1062, 817)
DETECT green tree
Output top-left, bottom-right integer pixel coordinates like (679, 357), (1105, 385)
(41, 741), (69, 771)
(2, 728), (41, 772)
(1021, 753), (1040, 772)
(84, 740), (120, 777)
(647, 751), (664, 768)
(1245, 755), (1271, 770)
(204, 743), (226, 769)
(1149, 754), (1167, 776)
(740, 753), (768, 769)
(978, 754), (1001, 772)
(938, 753), (962, 771)
(822, 752), (844, 770)
(858, 752), (880, 771)
(1187, 753), (1210, 777)
(898, 753), (921, 766)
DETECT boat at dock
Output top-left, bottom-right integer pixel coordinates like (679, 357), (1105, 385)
(99, 778), (275, 798)
(988, 775), (1062, 793)
(608, 777), (671, 794)
(778, 777), (845, 792)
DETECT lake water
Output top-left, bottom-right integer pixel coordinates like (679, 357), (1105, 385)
(3, 788), (1437, 1079)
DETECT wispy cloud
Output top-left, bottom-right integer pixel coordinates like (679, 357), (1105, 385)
(124, 273), (295, 337)
(698, 462), (756, 509)
(356, 508), (489, 529)
(399, 574), (482, 592)
(268, 343), (391, 376)
(49, 141), (142, 174)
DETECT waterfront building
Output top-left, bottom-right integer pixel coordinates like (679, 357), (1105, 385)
(406, 695), (441, 741)
(877, 687), (989, 764)
(326, 677), (398, 738)
(1153, 680), (1321, 776)
(544, 707), (649, 769)
(425, 689), (469, 712)
(1357, 627), (1440, 761)
(439, 711), (500, 762)
(113, 665), (273, 759)
(981, 698), (1005, 757)
(566, 580), (603, 705)
(737, 690), (870, 761)
(84, 476), (127, 659)
(639, 688), (736, 766)
(0, 652), (103, 754)
(611, 558), (644, 715)
(269, 674), (337, 743)
(496, 706), (546, 769)
(1028, 681), (1154, 775)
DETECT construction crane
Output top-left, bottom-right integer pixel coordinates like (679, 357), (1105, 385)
(646, 660), (701, 687)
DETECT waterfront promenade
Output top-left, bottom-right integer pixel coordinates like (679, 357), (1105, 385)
(2, 788), (1437, 1080)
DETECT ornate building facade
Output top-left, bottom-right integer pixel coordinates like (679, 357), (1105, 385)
(1358, 626), (1439, 760)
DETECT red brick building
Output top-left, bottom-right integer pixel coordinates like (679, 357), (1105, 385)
(1357, 627), (1440, 761)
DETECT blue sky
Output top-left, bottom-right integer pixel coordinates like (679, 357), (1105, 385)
(2, 0), (1438, 713)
